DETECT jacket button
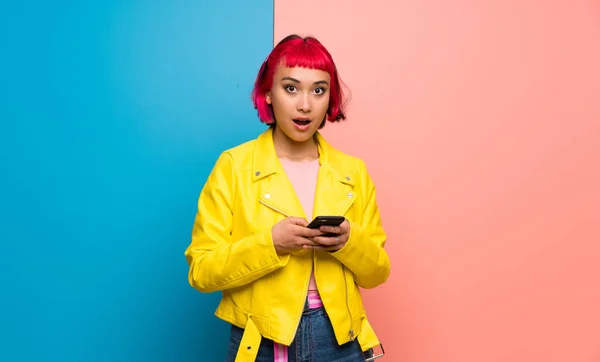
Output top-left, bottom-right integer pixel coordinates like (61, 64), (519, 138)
(345, 176), (350, 180)
(348, 192), (353, 198)
(255, 171), (261, 176)
(264, 193), (271, 199)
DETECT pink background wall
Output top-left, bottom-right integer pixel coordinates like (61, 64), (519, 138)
(275, 1), (600, 361)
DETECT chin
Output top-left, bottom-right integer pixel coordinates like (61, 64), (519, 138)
(288, 132), (315, 143)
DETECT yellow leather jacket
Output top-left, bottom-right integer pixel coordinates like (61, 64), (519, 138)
(185, 128), (390, 361)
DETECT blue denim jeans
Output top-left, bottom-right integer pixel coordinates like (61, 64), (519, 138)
(226, 299), (373, 361)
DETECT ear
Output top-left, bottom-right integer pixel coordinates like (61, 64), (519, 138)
(265, 92), (272, 105)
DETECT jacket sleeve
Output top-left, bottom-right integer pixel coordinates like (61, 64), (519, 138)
(331, 160), (390, 289)
(184, 152), (290, 293)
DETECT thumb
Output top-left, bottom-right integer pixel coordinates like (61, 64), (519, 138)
(287, 217), (309, 227)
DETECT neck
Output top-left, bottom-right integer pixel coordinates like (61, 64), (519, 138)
(272, 128), (319, 162)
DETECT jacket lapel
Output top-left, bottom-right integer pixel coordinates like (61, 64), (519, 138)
(258, 172), (306, 218)
(312, 140), (357, 218)
(253, 129), (305, 218)
(252, 129), (356, 219)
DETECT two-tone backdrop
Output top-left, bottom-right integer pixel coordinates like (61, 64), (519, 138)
(2, 1), (599, 361)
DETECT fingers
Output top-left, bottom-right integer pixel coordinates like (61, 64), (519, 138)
(296, 226), (325, 238)
(296, 236), (320, 249)
(311, 234), (344, 247)
(318, 220), (349, 235)
(306, 236), (343, 252)
(309, 220), (349, 246)
(289, 220), (325, 237)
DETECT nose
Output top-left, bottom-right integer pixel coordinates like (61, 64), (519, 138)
(297, 93), (311, 113)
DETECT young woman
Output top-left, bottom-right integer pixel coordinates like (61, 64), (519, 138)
(185, 34), (390, 362)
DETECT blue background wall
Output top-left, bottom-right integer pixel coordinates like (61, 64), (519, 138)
(0, 1), (272, 361)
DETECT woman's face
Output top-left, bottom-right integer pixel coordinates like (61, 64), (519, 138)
(266, 65), (331, 144)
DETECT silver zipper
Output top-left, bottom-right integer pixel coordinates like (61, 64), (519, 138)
(261, 198), (354, 341)
(292, 263), (312, 341)
(342, 266), (354, 341)
(259, 197), (310, 342)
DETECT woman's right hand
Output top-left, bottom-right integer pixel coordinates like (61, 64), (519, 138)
(271, 217), (324, 254)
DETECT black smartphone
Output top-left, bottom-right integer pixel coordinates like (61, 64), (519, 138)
(306, 216), (345, 229)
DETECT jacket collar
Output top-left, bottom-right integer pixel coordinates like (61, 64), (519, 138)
(251, 128), (355, 186)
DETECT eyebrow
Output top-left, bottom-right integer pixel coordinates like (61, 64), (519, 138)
(281, 76), (329, 86)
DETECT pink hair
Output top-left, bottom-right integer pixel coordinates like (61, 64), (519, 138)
(251, 34), (347, 125)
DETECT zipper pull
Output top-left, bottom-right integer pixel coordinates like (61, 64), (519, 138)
(349, 329), (355, 341)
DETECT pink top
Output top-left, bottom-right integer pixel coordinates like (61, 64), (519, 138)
(278, 157), (320, 293)
(274, 158), (323, 361)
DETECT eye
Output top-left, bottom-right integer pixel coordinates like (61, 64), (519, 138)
(285, 85), (297, 93)
(313, 87), (326, 95)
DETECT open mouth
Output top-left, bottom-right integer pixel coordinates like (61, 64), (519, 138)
(293, 119), (311, 126)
